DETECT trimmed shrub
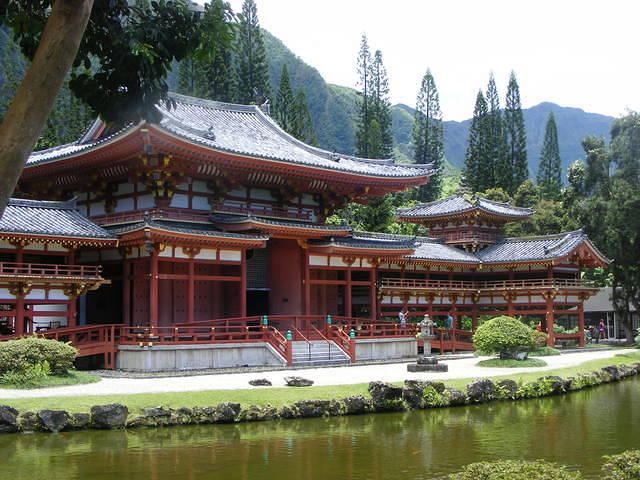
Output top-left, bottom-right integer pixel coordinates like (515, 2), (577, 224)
(472, 316), (535, 357)
(531, 330), (549, 348)
(601, 450), (640, 480)
(0, 336), (78, 375)
(447, 459), (582, 480)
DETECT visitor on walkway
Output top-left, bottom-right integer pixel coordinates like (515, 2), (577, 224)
(446, 312), (454, 329)
(598, 319), (606, 341)
(399, 307), (408, 327)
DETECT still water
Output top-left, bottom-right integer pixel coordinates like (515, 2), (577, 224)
(1, 378), (638, 480)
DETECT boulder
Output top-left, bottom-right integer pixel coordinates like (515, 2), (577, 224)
(466, 379), (496, 403)
(213, 403), (241, 423)
(70, 413), (91, 430)
(37, 410), (71, 433)
(402, 380), (430, 409)
(249, 378), (272, 386)
(538, 376), (567, 395)
(496, 379), (519, 399)
(237, 405), (279, 422)
(90, 404), (128, 429)
(17, 411), (41, 432)
(190, 406), (218, 424)
(279, 405), (299, 419)
(368, 381), (405, 410)
(342, 396), (370, 415)
(284, 376), (314, 387)
(171, 407), (193, 426)
(445, 388), (467, 406)
(139, 406), (173, 427)
(601, 366), (621, 382)
(293, 400), (340, 418)
(0, 405), (19, 433)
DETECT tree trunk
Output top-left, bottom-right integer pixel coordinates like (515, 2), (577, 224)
(0, 0), (94, 215)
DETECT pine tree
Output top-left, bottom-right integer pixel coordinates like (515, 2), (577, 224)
(486, 73), (509, 191)
(291, 89), (316, 145)
(369, 49), (393, 158)
(504, 71), (528, 193)
(273, 64), (295, 133)
(412, 68), (444, 201)
(463, 91), (491, 193)
(537, 112), (563, 199)
(354, 34), (373, 157)
(234, 0), (270, 105)
(176, 0), (234, 102)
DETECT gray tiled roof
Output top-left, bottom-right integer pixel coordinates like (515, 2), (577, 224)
(309, 231), (418, 250)
(477, 229), (610, 263)
(0, 198), (115, 240)
(107, 219), (268, 241)
(409, 237), (481, 263)
(211, 213), (353, 232)
(397, 194), (533, 218)
(27, 93), (434, 179)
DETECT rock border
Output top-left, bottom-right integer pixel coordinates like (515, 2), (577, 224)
(1, 362), (639, 434)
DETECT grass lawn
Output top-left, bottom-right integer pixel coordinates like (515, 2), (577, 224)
(0, 371), (100, 390)
(476, 358), (547, 368)
(2, 352), (639, 414)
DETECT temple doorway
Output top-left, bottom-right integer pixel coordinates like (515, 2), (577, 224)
(247, 290), (269, 316)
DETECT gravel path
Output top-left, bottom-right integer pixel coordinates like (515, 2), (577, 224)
(0, 349), (633, 400)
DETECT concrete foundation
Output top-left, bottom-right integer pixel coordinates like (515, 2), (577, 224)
(116, 342), (287, 371)
(355, 338), (417, 361)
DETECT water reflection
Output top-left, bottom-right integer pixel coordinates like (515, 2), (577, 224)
(1, 378), (638, 480)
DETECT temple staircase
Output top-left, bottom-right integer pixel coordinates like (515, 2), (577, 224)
(290, 340), (351, 366)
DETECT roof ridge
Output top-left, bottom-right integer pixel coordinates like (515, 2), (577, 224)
(498, 229), (584, 243)
(8, 197), (77, 210)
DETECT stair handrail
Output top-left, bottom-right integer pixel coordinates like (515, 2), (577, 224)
(327, 325), (355, 363)
(291, 327), (312, 361)
(309, 325), (335, 361)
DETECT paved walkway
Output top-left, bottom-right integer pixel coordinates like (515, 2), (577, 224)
(0, 349), (634, 399)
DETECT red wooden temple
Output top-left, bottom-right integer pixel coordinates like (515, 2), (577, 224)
(0, 93), (608, 370)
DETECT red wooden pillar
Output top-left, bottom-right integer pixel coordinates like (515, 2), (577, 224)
(369, 265), (377, 321)
(345, 265), (352, 318)
(187, 259), (195, 324)
(471, 302), (479, 331)
(122, 259), (131, 325)
(149, 251), (159, 327)
(15, 295), (25, 335)
(67, 249), (77, 327)
(577, 301), (585, 347)
(544, 292), (555, 347)
(240, 249), (247, 317)
(303, 250), (311, 315)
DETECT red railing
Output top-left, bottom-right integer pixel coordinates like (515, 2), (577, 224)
(380, 278), (596, 291)
(92, 208), (211, 226)
(214, 204), (312, 221)
(436, 231), (497, 244)
(430, 328), (475, 353)
(0, 262), (102, 278)
(327, 325), (356, 362)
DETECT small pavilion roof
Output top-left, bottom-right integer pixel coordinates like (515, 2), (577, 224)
(477, 229), (611, 265)
(211, 213), (352, 237)
(107, 218), (268, 241)
(409, 237), (481, 264)
(397, 194), (533, 221)
(26, 93), (434, 180)
(0, 198), (116, 245)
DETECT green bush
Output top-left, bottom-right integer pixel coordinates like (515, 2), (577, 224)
(472, 316), (535, 356)
(422, 386), (451, 407)
(0, 360), (51, 387)
(0, 335), (78, 375)
(601, 450), (640, 480)
(531, 330), (549, 348)
(448, 459), (582, 479)
(530, 346), (561, 356)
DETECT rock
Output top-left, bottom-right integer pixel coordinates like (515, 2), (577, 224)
(249, 378), (272, 386)
(618, 365), (636, 378)
(368, 381), (405, 410)
(90, 404), (128, 429)
(496, 379), (519, 399)
(407, 363), (448, 372)
(466, 379), (496, 403)
(445, 388), (467, 406)
(139, 406), (173, 427)
(538, 376), (567, 395)
(171, 407), (193, 426)
(70, 413), (91, 430)
(417, 356), (439, 365)
(601, 366), (621, 382)
(284, 376), (314, 387)
(190, 406), (218, 424)
(37, 410), (70, 433)
(293, 400), (340, 418)
(214, 403), (241, 423)
(237, 405), (279, 422)
(342, 396), (370, 415)
(0, 405), (19, 433)
(18, 411), (41, 432)
(402, 380), (430, 409)
(279, 405), (299, 419)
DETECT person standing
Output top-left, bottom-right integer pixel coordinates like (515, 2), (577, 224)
(446, 312), (454, 330)
(598, 319), (606, 341)
(399, 307), (407, 327)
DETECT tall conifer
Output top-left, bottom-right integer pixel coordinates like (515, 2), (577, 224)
(369, 49), (393, 158)
(504, 71), (528, 192)
(291, 89), (316, 145)
(463, 90), (491, 192)
(412, 68), (444, 201)
(486, 73), (509, 191)
(355, 34), (373, 157)
(273, 64), (295, 133)
(537, 112), (562, 198)
(234, 0), (270, 105)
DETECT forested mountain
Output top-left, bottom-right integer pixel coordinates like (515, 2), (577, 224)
(262, 29), (614, 176)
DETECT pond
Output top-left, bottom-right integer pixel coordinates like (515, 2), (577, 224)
(1, 377), (638, 479)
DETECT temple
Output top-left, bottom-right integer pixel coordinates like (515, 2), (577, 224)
(0, 93), (608, 370)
